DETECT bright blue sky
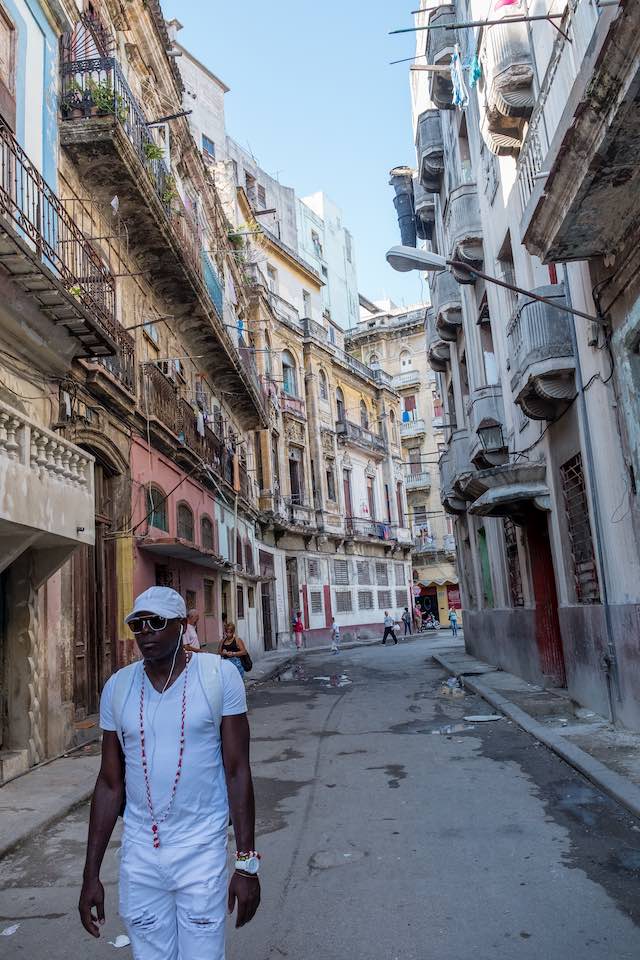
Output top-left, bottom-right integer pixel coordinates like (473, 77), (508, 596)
(164, 0), (428, 309)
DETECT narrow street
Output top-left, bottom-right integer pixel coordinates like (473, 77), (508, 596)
(1, 638), (640, 959)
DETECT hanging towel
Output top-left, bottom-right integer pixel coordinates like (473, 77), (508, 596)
(469, 53), (482, 88)
(196, 411), (205, 436)
(451, 44), (469, 110)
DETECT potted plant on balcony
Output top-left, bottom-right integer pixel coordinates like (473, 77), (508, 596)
(161, 174), (179, 207)
(67, 284), (83, 301)
(86, 78), (117, 116)
(144, 140), (165, 164)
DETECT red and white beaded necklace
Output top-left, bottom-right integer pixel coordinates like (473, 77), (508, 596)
(139, 653), (191, 848)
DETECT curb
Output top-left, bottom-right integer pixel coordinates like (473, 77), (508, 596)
(433, 652), (640, 822)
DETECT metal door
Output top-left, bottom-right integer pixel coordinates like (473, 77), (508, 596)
(527, 516), (566, 687)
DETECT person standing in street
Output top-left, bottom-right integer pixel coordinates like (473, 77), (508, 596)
(79, 586), (261, 959)
(382, 612), (398, 645)
(293, 611), (305, 650)
(448, 606), (459, 637)
(219, 621), (250, 678)
(183, 608), (200, 652)
(330, 618), (340, 655)
(401, 607), (411, 637)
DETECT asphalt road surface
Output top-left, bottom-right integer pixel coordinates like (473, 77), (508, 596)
(2, 639), (640, 959)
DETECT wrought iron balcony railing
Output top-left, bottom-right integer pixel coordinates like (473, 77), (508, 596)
(336, 418), (387, 454)
(0, 121), (116, 351)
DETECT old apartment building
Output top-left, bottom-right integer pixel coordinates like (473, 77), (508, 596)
(346, 299), (459, 624)
(394, 0), (640, 729)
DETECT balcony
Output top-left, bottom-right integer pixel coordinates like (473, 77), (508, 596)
(468, 462), (551, 522)
(426, 5), (457, 110)
(281, 392), (306, 420)
(416, 109), (444, 192)
(400, 418), (426, 439)
(412, 531), (456, 558)
(392, 370), (421, 390)
(427, 309), (450, 373)
(0, 399), (95, 583)
(336, 419), (387, 458)
(444, 184), (483, 278)
(0, 122), (117, 360)
(405, 469), (431, 492)
(345, 517), (400, 542)
(439, 430), (474, 515)
(268, 290), (303, 334)
(507, 285), (576, 421)
(84, 323), (136, 412)
(467, 384), (508, 468)
(413, 177), (435, 242)
(284, 497), (316, 528)
(430, 270), (462, 342)
(59, 57), (266, 428)
(480, 10), (535, 156)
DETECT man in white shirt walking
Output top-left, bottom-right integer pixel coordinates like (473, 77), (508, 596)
(78, 587), (261, 959)
(330, 618), (340, 655)
(382, 612), (398, 645)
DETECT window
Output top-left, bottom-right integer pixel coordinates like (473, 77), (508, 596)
(375, 562), (388, 586)
(357, 560), (371, 585)
(367, 477), (376, 519)
(257, 184), (267, 209)
(155, 564), (173, 587)
(360, 400), (369, 429)
(236, 585), (245, 619)
(403, 395), (417, 422)
(311, 230), (323, 257)
(400, 350), (412, 370)
(326, 466), (336, 502)
(202, 134), (216, 161)
(203, 579), (215, 615)
(186, 589), (197, 611)
(0, 8), (16, 130)
(245, 171), (256, 203)
(282, 350), (297, 396)
(384, 483), (392, 523)
(390, 409), (398, 444)
(201, 515), (214, 551)
(396, 481), (404, 527)
(288, 450), (304, 504)
(345, 229), (353, 264)
(244, 542), (255, 574)
(231, 159), (239, 184)
(395, 564), (406, 585)
(302, 290), (311, 316)
(396, 589), (407, 607)
(335, 590), (352, 613)
(248, 586), (255, 608)
(144, 321), (160, 346)
(177, 503), (194, 541)
(369, 353), (380, 370)
(308, 558), (321, 580)
(378, 590), (392, 609)
(333, 559), (349, 585)
(358, 590), (373, 610)
(560, 453), (600, 603)
(319, 369), (328, 401)
(336, 387), (345, 421)
(310, 590), (323, 614)
(147, 485), (168, 532)
(267, 264), (278, 293)
(321, 265), (328, 278)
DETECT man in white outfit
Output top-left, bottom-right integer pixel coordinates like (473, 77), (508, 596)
(78, 587), (261, 959)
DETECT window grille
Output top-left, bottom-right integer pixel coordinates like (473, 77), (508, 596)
(357, 561), (371, 585)
(201, 517), (214, 551)
(308, 558), (321, 580)
(378, 590), (392, 609)
(358, 590), (373, 610)
(396, 589), (407, 607)
(177, 503), (194, 541)
(395, 564), (406, 585)
(560, 453), (600, 603)
(375, 562), (388, 586)
(244, 542), (255, 574)
(335, 590), (352, 613)
(333, 559), (349, 585)
(147, 486), (168, 532)
(504, 518), (524, 607)
(310, 590), (323, 614)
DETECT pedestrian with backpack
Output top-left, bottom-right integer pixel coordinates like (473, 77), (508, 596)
(78, 587), (261, 959)
(401, 607), (411, 637)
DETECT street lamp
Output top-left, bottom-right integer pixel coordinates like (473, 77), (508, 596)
(385, 245), (603, 324)
(477, 423), (505, 453)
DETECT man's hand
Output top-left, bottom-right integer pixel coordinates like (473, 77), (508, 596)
(79, 876), (105, 937)
(228, 872), (261, 928)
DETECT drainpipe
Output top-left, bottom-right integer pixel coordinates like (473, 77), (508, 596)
(389, 166), (417, 248)
(562, 264), (620, 720)
(232, 490), (239, 623)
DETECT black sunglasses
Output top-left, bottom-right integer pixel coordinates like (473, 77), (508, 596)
(128, 615), (169, 635)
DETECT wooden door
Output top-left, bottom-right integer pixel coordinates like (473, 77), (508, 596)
(260, 581), (274, 651)
(343, 469), (353, 518)
(527, 516), (566, 687)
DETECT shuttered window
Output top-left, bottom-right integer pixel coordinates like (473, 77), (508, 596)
(378, 590), (392, 609)
(395, 564), (406, 585)
(335, 590), (352, 613)
(375, 562), (388, 586)
(560, 453), (600, 603)
(396, 589), (407, 607)
(333, 559), (350, 585)
(308, 558), (321, 581)
(357, 560), (371, 585)
(358, 590), (374, 610)
(310, 590), (323, 614)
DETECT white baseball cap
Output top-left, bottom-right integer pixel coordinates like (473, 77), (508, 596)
(125, 586), (187, 624)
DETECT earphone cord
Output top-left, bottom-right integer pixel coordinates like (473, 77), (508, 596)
(148, 626), (185, 777)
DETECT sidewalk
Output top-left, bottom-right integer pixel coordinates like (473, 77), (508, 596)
(433, 644), (640, 821)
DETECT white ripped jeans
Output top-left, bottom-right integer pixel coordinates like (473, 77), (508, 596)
(119, 834), (227, 960)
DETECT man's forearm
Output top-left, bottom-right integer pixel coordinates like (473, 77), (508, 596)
(83, 776), (123, 879)
(227, 765), (256, 853)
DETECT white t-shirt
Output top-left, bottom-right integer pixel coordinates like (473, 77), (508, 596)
(183, 623), (200, 649)
(100, 657), (246, 847)
(384, 615), (395, 628)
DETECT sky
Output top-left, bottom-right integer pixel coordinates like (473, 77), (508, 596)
(163, 0), (429, 309)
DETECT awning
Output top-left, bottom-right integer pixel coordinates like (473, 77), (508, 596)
(137, 536), (232, 571)
(468, 462), (550, 519)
